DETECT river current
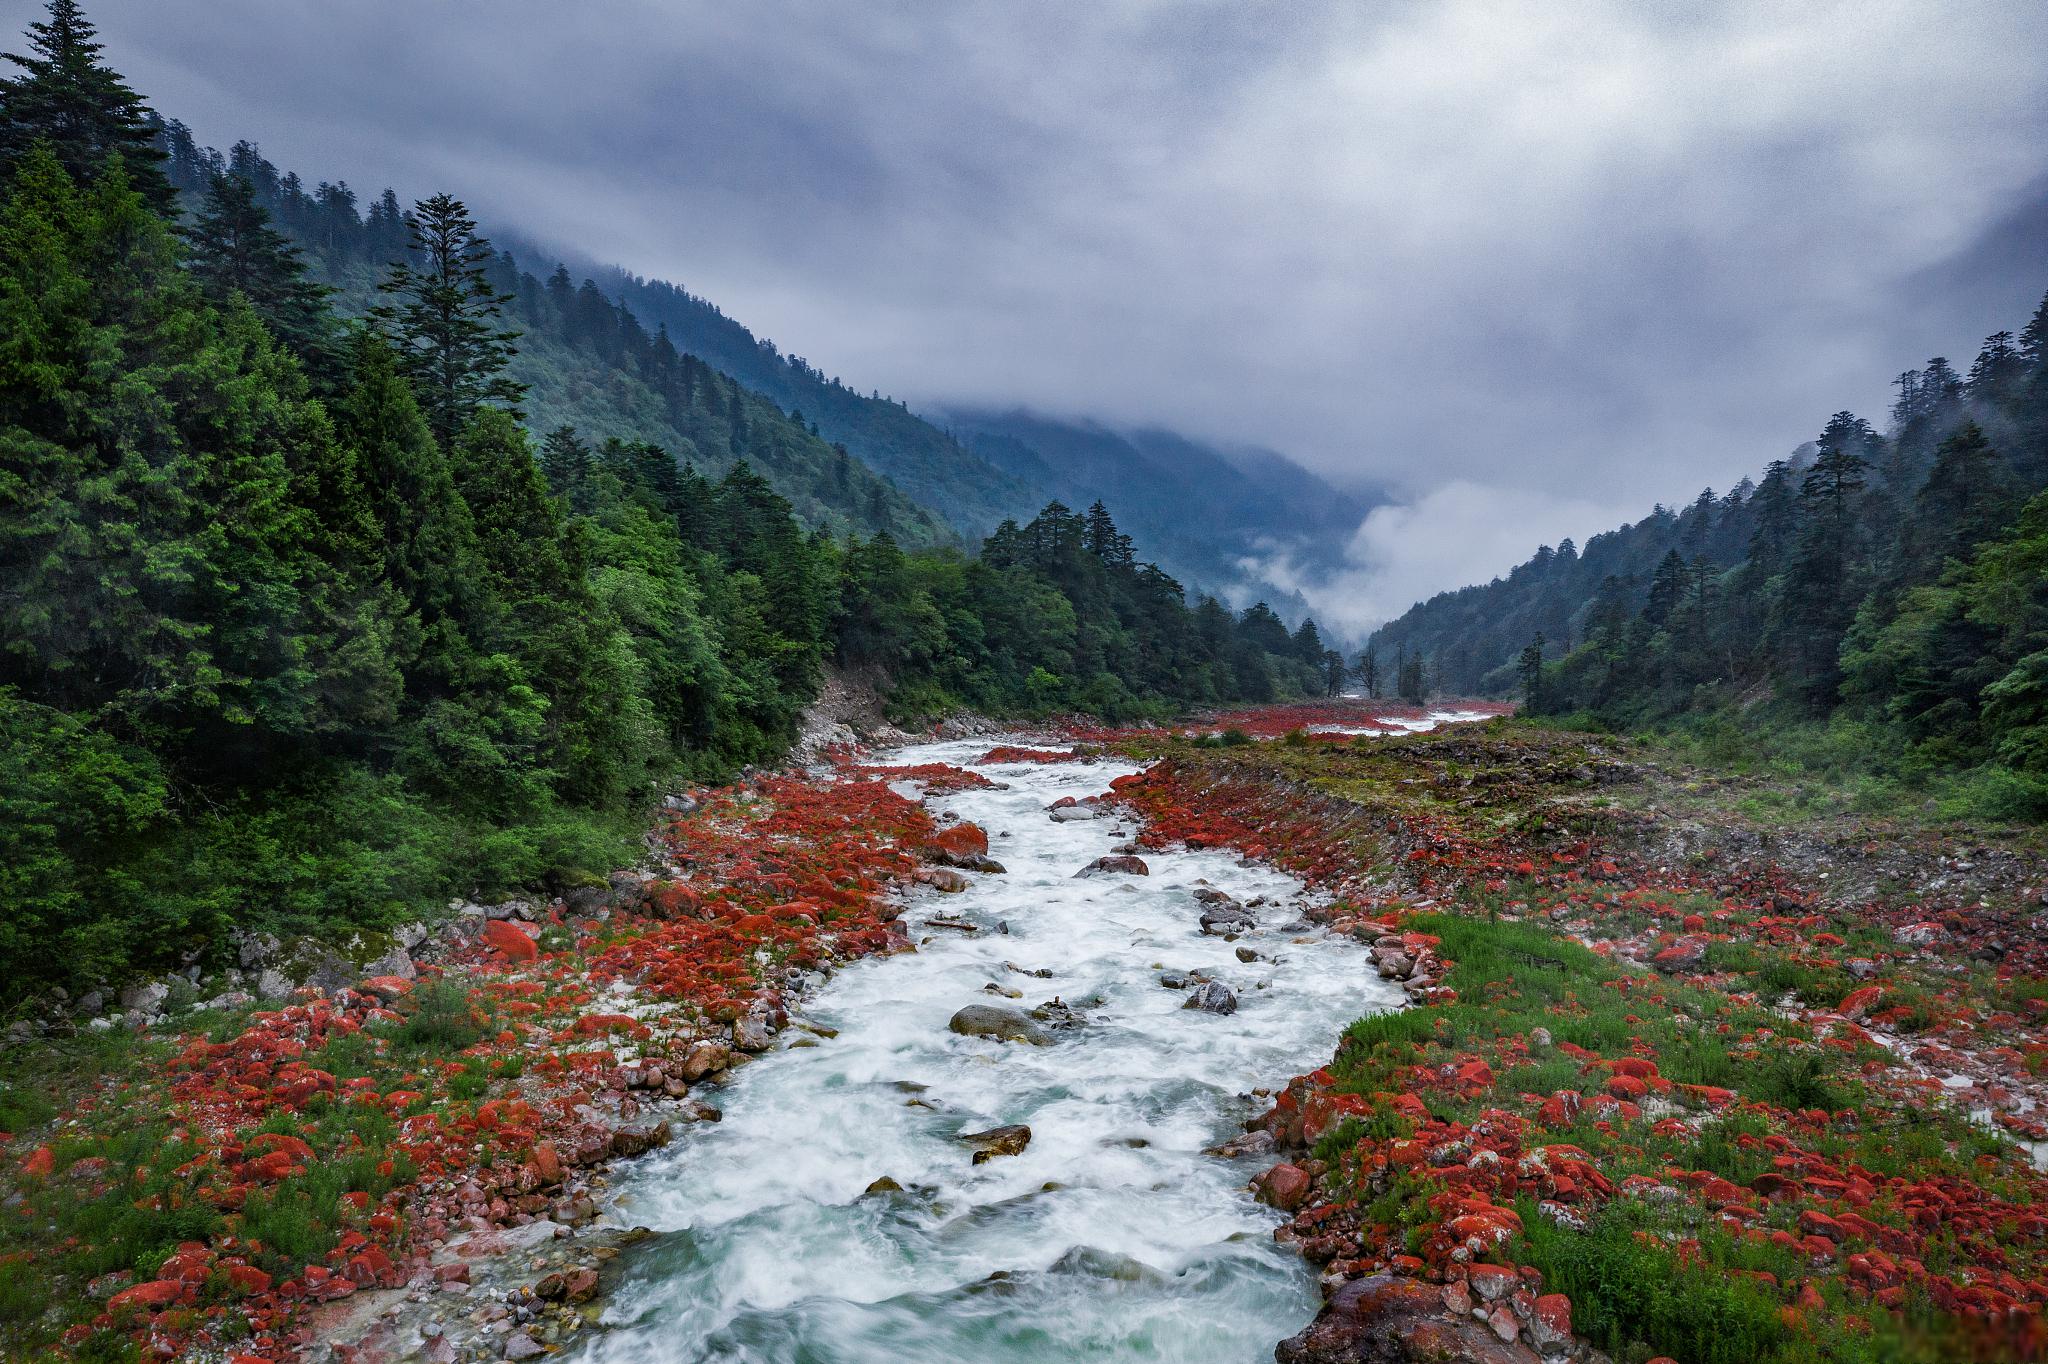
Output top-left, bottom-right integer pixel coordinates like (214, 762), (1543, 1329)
(564, 738), (1402, 1363)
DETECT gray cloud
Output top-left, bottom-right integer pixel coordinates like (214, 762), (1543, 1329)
(92, 0), (2048, 627)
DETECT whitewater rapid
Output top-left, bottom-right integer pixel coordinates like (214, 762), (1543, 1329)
(564, 739), (1402, 1363)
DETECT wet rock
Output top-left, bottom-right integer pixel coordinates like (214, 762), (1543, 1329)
(1182, 981), (1239, 1015)
(1029, 997), (1088, 1031)
(1276, 1273), (1540, 1364)
(1256, 1162), (1313, 1211)
(958, 1124), (1032, 1163)
(1050, 804), (1100, 822)
(864, 1176), (904, 1194)
(948, 1005), (1053, 1045)
(610, 1120), (672, 1158)
(955, 854), (1008, 874)
(1200, 903), (1257, 936)
(1160, 970), (1212, 989)
(1076, 854), (1149, 876)
(677, 1040), (732, 1082)
(503, 1332), (545, 1361)
(916, 866), (973, 893)
(1235, 946), (1265, 963)
(1206, 1129), (1276, 1158)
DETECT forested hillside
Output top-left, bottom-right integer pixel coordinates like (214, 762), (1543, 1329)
(0, 1), (1342, 1002)
(582, 266), (1041, 535)
(1368, 294), (2048, 814)
(153, 123), (953, 551)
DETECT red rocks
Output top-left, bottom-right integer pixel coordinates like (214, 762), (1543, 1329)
(929, 822), (990, 859)
(975, 745), (1073, 764)
(1528, 1294), (1573, 1353)
(483, 920), (540, 963)
(107, 1280), (187, 1313)
(1257, 1162), (1314, 1212)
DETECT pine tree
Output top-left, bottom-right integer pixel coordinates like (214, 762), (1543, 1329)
(1909, 422), (2009, 575)
(0, 0), (170, 204)
(538, 424), (591, 500)
(183, 171), (333, 363)
(1644, 550), (1686, 627)
(1517, 635), (1547, 711)
(372, 193), (524, 444)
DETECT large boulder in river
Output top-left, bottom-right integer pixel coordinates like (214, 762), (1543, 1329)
(1275, 1273), (1542, 1364)
(1200, 905), (1256, 936)
(1182, 981), (1239, 1015)
(1194, 887), (1256, 936)
(948, 1005), (1052, 1045)
(957, 1124), (1032, 1163)
(1075, 855), (1149, 877)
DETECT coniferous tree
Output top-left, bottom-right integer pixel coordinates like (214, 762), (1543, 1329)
(183, 170), (333, 364)
(1908, 422), (2009, 576)
(539, 424), (591, 501)
(0, 0), (170, 203)
(1517, 635), (1547, 711)
(372, 193), (524, 444)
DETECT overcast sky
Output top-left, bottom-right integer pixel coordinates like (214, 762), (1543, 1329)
(90, 0), (2048, 631)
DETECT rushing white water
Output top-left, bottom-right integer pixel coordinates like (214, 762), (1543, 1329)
(566, 740), (1401, 1364)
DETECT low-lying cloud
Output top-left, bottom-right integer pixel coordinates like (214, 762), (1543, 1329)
(90, 0), (2048, 627)
(1244, 482), (1640, 640)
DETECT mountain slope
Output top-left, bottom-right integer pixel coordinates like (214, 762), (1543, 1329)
(155, 123), (952, 550)
(578, 263), (1042, 535)
(1372, 285), (2048, 723)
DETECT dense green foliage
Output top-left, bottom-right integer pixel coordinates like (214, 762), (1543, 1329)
(1369, 292), (2048, 816)
(0, 2), (1338, 1005)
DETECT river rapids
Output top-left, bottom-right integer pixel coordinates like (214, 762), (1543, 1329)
(563, 739), (1402, 1363)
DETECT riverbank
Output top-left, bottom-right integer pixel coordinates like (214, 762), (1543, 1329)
(1105, 720), (2048, 1363)
(0, 758), (970, 1361)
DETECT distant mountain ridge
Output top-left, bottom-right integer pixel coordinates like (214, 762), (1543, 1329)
(934, 407), (1376, 629)
(538, 245), (1377, 617)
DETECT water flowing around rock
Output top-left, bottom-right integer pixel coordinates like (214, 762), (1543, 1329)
(564, 740), (1403, 1363)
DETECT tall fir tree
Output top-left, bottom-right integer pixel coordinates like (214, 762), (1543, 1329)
(183, 171), (333, 365)
(0, 0), (170, 204)
(372, 192), (524, 445)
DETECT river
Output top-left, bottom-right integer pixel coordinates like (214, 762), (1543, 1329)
(562, 738), (1402, 1363)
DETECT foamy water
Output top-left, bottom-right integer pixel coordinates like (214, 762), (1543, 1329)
(564, 740), (1401, 1363)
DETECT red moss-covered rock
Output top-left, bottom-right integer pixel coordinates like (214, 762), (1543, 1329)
(1257, 1162), (1314, 1212)
(483, 920), (540, 963)
(929, 822), (990, 859)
